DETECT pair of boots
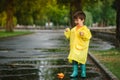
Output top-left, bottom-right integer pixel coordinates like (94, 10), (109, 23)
(70, 61), (86, 78)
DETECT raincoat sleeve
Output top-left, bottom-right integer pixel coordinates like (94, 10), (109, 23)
(80, 28), (92, 41)
(64, 28), (71, 39)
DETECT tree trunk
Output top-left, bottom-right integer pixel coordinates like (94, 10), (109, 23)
(5, 0), (14, 32)
(115, 0), (120, 48)
(116, 8), (120, 48)
(70, 0), (82, 28)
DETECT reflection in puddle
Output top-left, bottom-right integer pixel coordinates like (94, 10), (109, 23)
(90, 38), (114, 50)
(0, 58), (102, 80)
(0, 55), (102, 80)
(0, 64), (39, 80)
(0, 32), (110, 80)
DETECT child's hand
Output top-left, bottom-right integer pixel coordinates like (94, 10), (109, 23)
(80, 32), (84, 36)
(65, 28), (70, 32)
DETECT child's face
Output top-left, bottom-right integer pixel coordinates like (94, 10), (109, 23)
(74, 17), (84, 26)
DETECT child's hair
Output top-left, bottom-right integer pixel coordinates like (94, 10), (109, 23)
(73, 11), (86, 20)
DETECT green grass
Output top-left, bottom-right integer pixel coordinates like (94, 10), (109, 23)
(90, 48), (120, 79)
(0, 30), (33, 38)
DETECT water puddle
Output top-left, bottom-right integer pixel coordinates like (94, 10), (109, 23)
(0, 50), (103, 80)
(90, 38), (114, 51)
(0, 31), (112, 80)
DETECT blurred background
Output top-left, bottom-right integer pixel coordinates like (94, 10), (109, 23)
(0, 0), (117, 30)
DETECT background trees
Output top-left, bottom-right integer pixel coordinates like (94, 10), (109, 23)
(0, 0), (69, 31)
(0, 0), (116, 30)
(0, 0), (15, 32)
(0, 0), (119, 48)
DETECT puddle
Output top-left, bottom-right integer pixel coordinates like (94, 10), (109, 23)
(0, 30), (110, 80)
(0, 51), (102, 80)
(90, 38), (114, 51)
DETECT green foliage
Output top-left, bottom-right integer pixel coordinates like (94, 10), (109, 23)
(14, 0), (69, 26)
(0, 0), (6, 12)
(0, 12), (6, 27)
(101, 0), (116, 26)
(0, 0), (117, 27)
(84, 11), (93, 27)
(0, 12), (17, 27)
(15, 0), (41, 25)
(83, 0), (116, 26)
(56, 0), (69, 6)
(106, 7), (116, 26)
(18, 15), (33, 25)
(83, 0), (102, 23)
(40, 0), (69, 26)
(0, 30), (33, 38)
(13, 16), (17, 27)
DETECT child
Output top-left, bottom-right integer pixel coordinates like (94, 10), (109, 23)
(64, 11), (92, 78)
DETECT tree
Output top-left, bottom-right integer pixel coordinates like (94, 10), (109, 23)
(0, 0), (15, 32)
(45, 1), (69, 26)
(82, 0), (103, 26)
(113, 0), (120, 48)
(15, 0), (69, 27)
(83, 0), (116, 27)
(15, 0), (39, 25)
(57, 0), (82, 27)
(70, 0), (82, 27)
(0, 0), (49, 31)
(100, 0), (116, 26)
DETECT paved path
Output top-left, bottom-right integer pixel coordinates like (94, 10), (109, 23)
(0, 30), (109, 80)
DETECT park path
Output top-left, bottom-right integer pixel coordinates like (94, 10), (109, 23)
(0, 30), (110, 80)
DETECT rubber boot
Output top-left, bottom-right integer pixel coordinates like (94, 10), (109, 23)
(80, 64), (86, 78)
(70, 61), (78, 78)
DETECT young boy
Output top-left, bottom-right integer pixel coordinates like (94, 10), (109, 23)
(64, 11), (92, 78)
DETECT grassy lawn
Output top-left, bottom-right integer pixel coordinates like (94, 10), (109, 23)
(0, 30), (33, 38)
(90, 48), (120, 79)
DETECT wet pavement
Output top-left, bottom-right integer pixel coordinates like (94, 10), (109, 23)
(0, 30), (113, 80)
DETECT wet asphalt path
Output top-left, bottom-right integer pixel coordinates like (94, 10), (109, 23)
(0, 30), (109, 80)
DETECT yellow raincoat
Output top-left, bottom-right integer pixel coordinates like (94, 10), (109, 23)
(64, 25), (92, 64)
